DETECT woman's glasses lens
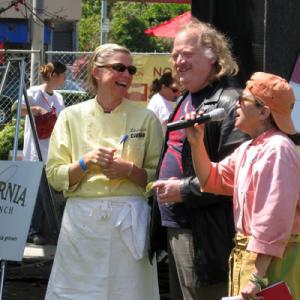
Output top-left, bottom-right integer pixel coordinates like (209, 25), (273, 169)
(97, 63), (137, 75)
(238, 95), (264, 107)
(111, 63), (137, 75)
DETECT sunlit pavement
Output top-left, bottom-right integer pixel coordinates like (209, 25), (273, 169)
(23, 244), (56, 260)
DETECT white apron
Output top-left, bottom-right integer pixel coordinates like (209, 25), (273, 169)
(45, 196), (159, 300)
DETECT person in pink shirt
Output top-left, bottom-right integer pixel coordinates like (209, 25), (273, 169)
(182, 72), (300, 299)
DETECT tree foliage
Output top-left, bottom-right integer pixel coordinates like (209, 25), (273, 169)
(0, 119), (24, 160)
(78, 1), (190, 52)
(78, 14), (101, 51)
(81, 0), (102, 18)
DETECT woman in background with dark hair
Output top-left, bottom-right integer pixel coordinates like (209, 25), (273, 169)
(22, 61), (67, 245)
(22, 61), (67, 162)
(147, 71), (180, 134)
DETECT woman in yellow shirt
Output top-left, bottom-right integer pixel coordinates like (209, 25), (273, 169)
(45, 44), (163, 300)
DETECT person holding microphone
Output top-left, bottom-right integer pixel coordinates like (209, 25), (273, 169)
(185, 72), (300, 299)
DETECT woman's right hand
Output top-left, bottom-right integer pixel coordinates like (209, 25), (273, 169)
(22, 104), (49, 116)
(83, 146), (116, 170)
(32, 105), (49, 116)
(69, 146), (116, 187)
(185, 111), (205, 146)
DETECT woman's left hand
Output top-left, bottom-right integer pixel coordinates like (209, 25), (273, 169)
(240, 281), (263, 300)
(102, 157), (132, 179)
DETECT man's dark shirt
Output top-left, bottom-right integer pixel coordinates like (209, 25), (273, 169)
(158, 85), (213, 228)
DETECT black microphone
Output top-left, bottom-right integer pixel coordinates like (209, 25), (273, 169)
(167, 108), (227, 131)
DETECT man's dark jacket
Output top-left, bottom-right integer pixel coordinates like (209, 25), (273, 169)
(149, 77), (249, 286)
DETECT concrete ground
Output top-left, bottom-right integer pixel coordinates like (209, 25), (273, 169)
(2, 243), (170, 300)
(2, 244), (55, 300)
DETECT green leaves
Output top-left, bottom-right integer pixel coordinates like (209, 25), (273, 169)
(81, 0), (102, 18)
(78, 1), (190, 52)
(78, 15), (101, 51)
(0, 119), (24, 160)
(109, 2), (190, 52)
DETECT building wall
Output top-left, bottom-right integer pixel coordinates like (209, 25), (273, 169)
(0, 0), (82, 50)
(1, 0), (81, 21)
(51, 21), (77, 51)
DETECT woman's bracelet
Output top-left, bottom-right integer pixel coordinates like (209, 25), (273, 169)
(79, 157), (88, 172)
(127, 162), (134, 177)
(249, 273), (267, 290)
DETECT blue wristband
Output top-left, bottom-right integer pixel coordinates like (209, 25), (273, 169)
(79, 158), (88, 172)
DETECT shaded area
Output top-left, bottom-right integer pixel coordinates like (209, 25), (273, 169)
(2, 246), (171, 299)
(3, 258), (52, 300)
(192, 0), (300, 84)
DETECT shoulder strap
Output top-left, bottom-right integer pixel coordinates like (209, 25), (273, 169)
(39, 90), (52, 109)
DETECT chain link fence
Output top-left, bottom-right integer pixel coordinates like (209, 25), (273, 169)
(0, 49), (172, 126)
(45, 51), (91, 106)
(0, 50), (92, 125)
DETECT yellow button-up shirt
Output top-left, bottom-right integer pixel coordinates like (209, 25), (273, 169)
(46, 98), (164, 198)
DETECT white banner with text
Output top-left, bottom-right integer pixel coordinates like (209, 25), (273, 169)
(0, 161), (43, 261)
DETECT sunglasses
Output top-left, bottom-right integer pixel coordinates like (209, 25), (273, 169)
(237, 95), (264, 107)
(96, 63), (137, 75)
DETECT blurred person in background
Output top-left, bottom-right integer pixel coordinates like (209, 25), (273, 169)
(147, 71), (180, 134)
(71, 56), (88, 90)
(22, 61), (66, 245)
(45, 43), (163, 300)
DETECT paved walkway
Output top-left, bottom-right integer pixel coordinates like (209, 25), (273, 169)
(3, 244), (56, 300)
(3, 243), (170, 299)
(23, 244), (56, 260)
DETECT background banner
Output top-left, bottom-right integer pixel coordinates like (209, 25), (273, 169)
(128, 53), (173, 103)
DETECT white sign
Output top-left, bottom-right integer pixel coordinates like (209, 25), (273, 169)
(102, 24), (110, 33)
(0, 161), (43, 261)
(102, 18), (110, 33)
(103, 18), (110, 27)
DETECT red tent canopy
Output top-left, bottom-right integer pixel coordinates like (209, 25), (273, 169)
(144, 11), (191, 38)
